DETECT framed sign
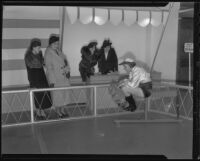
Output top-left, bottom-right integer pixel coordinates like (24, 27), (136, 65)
(184, 42), (193, 53)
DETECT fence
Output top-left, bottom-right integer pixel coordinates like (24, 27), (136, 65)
(2, 82), (193, 127)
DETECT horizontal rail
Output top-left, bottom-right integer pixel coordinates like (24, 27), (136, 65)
(2, 89), (30, 94)
(1, 84), (110, 93)
(2, 82), (193, 94)
(154, 82), (193, 90)
(30, 84), (109, 92)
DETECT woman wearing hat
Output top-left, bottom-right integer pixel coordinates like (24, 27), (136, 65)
(118, 58), (152, 112)
(44, 34), (70, 118)
(79, 40), (100, 84)
(97, 39), (118, 75)
(24, 38), (52, 119)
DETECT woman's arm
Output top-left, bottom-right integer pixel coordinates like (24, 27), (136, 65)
(81, 47), (93, 62)
(25, 54), (42, 68)
(44, 51), (56, 84)
(111, 48), (118, 71)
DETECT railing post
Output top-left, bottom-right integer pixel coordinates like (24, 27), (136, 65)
(29, 90), (34, 123)
(94, 86), (97, 117)
(145, 97), (150, 120)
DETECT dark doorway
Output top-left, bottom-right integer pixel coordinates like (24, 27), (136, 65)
(176, 17), (193, 86)
(176, 3), (194, 86)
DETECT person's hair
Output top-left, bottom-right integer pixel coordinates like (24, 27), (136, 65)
(25, 38), (41, 55)
(49, 35), (59, 45)
(127, 62), (136, 68)
(87, 41), (97, 49)
(30, 38), (41, 50)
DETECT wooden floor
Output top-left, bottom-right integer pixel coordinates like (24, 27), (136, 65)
(2, 112), (192, 159)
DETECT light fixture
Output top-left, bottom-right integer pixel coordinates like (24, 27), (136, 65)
(94, 8), (108, 25)
(138, 11), (150, 27)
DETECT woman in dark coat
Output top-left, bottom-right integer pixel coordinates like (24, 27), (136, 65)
(24, 38), (52, 119)
(79, 40), (100, 84)
(98, 39), (118, 75)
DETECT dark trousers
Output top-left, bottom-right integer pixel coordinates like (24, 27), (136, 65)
(139, 82), (152, 98)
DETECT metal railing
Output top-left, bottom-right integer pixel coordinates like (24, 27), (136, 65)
(2, 82), (193, 127)
(150, 82), (193, 120)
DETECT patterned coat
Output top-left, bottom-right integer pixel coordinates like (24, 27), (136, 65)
(79, 46), (99, 72)
(44, 47), (70, 107)
(119, 66), (151, 89)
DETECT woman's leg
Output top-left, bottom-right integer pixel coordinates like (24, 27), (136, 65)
(40, 109), (46, 118)
(55, 106), (63, 117)
(35, 108), (42, 117)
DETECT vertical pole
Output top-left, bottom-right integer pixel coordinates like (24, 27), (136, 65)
(176, 94), (180, 120)
(30, 90), (34, 123)
(145, 97), (150, 120)
(59, 6), (65, 50)
(94, 87), (97, 117)
(188, 52), (191, 87)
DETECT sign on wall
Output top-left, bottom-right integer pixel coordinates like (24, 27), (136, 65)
(184, 42), (193, 53)
(184, 42), (193, 87)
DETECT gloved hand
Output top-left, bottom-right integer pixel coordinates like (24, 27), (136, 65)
(63, 66), (70, 73)
(118, 74), (129, 82)
(118, 79), (128, 88)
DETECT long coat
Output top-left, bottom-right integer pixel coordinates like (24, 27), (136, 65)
(25, 51), (52, 110)
(98, 47), (118, 74)
(44, 47), (70, 107)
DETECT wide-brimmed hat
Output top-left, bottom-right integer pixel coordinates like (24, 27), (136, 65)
(119, 58), (136, 65)
(87, 40), (98, 49)
(49, 35), (59, 45)
(102, 39), (112, 48)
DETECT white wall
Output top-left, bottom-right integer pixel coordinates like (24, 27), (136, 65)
(2, 6), (60, 87)
(150, 2), (180, 81)
(62, 14), (147, 76)
(63, 4), (180, 81)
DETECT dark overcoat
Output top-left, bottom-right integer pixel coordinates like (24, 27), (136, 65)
(98, 47), (118, 74)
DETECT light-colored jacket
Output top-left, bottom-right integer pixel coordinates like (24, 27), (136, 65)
(44, 47), (70, 107)
(119, 66), (151, 89)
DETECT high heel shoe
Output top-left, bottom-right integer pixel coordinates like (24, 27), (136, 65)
(35, 113), (45, 120)
(57, 112), (63, 118)
(60, 108), (69, 118)
(40, 110), (47, 119)
(35, 110), (45, 120)
(61, 112), (69, 118)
